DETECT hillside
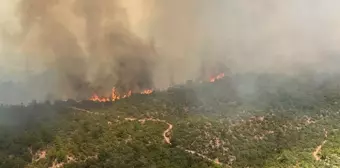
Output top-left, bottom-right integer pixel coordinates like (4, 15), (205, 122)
(1, 73), (340, 168)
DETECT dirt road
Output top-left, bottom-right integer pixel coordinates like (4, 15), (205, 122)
(72, 107), (221, 165)
(312, 129), (328, 161)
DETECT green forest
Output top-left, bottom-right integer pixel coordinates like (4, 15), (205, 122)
(1, 72), (340, 168)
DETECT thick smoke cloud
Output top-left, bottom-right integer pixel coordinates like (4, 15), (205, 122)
(150, 0), (340, 85)
(1, 0), (340, 104)
(1, 0), (157, 103)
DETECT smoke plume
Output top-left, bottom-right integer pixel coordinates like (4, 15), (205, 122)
(1, 0), (157, 103)
(1, 0), (340, 104)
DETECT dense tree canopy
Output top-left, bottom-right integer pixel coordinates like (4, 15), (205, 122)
(1, 73), (340, 167)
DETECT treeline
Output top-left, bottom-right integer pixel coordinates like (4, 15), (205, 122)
(1, 72), (340, 167)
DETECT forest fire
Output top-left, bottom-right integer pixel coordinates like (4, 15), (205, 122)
(210, 73), (225, 82)
(89, 94), (110, 102)
(89, 72), (224, 102)
(90, 88), (153, 102)
(141, 89), (153, 95)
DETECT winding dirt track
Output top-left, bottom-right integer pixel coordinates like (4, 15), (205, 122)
(178, 147), (222, 165)
(72, 107), (222, 165)
(126, 118), (221, 165)
(70, 107), (94, 114)
(125, 118), (173, 144)
(162, 122), (173, 144)
(312, 129), (328, 161)
(313, 140), (326, 161)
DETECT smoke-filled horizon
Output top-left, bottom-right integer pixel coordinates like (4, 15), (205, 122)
(1, 0), (340, 104)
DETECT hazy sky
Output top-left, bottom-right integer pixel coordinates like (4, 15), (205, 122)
(1, 0), (340, 103)
(2, 0), (340, 76)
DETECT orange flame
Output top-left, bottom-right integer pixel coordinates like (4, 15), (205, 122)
(210, 73), (225, 82)
(90, 88), (153, 102)
(90, 94), (110, 102)
(141, 89), (153, 95)
(89, 72), (224, 102)
(111, 88), (121, 101)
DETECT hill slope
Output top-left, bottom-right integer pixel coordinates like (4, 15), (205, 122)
(2, 73), (340, 168)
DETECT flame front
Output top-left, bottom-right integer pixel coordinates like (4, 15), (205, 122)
(89, 94), (110, 102)
(89, 73), (224, 102)
(210, 73), (225, 82)
(141, 89), (153, 95)
(90, 88), (153, 102)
